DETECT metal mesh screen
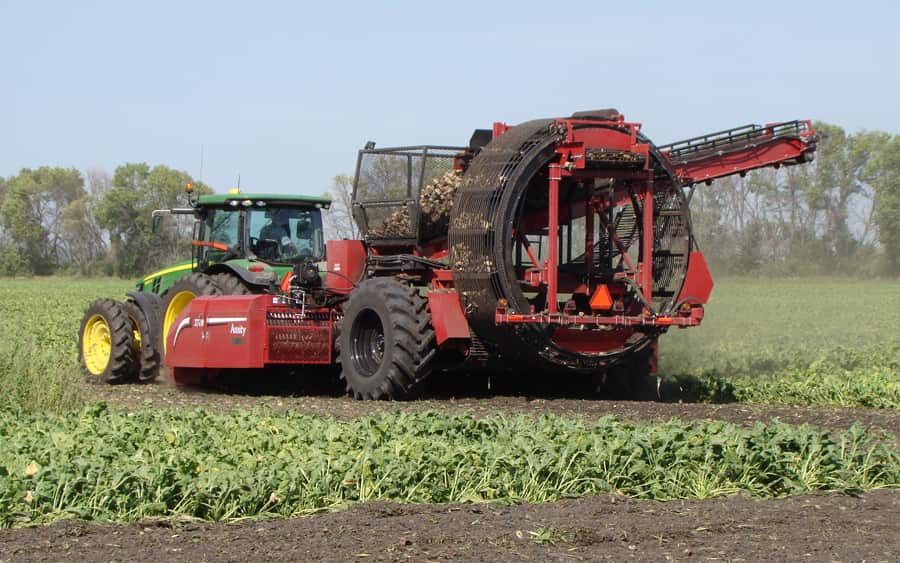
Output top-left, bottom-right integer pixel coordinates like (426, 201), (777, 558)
(356, 153), (412, 202)
(266, 313), (333, 364)
(651, 188), (691, 310)
(354, 147), (462, 241)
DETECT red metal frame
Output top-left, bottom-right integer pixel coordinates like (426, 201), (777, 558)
(495, 307), (703, 327)
(524, 117), (660, 332)
(325, 239), (367, 294)
(678, 251), (714, 305)
(428, 291), (470, 344)
(547, 163), (561, 314)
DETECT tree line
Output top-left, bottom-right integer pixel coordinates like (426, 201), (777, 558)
(1, 121), (897, 278)
(0, 163), (211, 277)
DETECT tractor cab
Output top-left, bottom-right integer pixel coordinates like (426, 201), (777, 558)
(195, 194), (329, 268)
(144, 192), (330, 295)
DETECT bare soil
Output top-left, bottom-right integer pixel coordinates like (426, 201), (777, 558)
(82, 370), (900, 436)
(1, 490), (897, 562)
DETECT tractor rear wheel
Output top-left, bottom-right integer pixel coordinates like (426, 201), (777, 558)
(211, 272), (252, 295)
(78, 299), (138, 384)
(123, 300), (160, 382)
(338, 278), (436, 400)
(160, 273), (221, 355)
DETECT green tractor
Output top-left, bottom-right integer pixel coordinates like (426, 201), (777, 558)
(78, 189), (331, 383)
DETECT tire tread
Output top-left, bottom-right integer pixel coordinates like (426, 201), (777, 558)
(338, 278), (436, 400)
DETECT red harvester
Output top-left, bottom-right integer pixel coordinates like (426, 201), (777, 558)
(166, 110), (817, 399)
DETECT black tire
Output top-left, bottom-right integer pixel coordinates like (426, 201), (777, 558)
(123, 300), (161, 383)
(160, 273), (221, 356)
(338, 278), (436, 400)
(211, 272), (252, 295)
(78, 299), (138, 384)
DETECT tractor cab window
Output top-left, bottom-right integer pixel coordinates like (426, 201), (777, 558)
(202, 208), (241, 262)
(248, 207), (324, 263)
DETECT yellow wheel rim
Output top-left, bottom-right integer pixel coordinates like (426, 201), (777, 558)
(163, 290), (196, 354)
(130, 317), (142, 354)
(83, 314), (112, 375)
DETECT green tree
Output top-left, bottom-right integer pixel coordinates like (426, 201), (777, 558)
(60, 196), (107, 275)
(811, 124), (888, 268)
(323, 174), (359, 239)
(867, 134), (900, 275)
(0, 167), (87, 274)
(0, 176), (27, 275)
(95, 163), (210, 277)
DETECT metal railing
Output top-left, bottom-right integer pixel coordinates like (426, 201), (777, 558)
(660, 120), (812, 164)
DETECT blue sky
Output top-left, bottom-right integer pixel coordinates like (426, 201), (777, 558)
(2, 0), (898, 197)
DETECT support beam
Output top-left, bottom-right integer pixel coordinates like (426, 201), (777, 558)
(584, 198), (594, 288)
(547, 164), (561, 314)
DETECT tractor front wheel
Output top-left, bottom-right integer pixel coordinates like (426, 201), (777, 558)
(160, 273), (221, 355)
(338, 278), (436, 400)
(78, 299), (137, 384)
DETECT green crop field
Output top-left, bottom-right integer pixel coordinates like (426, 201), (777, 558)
(659, 278), (899, 408)
(0, 276), (897, 528)
(0, 277), (895, 412)
(0, 277), (130, 413)
(1, 407), (897, 526)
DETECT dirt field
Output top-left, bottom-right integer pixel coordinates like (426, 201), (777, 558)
(85, 374), (900, 436)
(1, 490), (897, 562)
(2, 377), (897, 561)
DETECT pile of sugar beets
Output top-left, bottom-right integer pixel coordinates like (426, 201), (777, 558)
(367, 169), (461, 240)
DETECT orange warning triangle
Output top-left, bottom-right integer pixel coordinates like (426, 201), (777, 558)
(589, 284), (613, 310)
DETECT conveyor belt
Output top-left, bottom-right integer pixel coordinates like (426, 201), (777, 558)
(660, 121), (812, 165)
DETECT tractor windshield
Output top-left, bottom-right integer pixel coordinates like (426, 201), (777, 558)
(203, 208), (241, 262)
(248, 207), (325, 263)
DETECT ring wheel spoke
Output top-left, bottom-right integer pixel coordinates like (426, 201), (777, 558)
(82, 314), (112, 375)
